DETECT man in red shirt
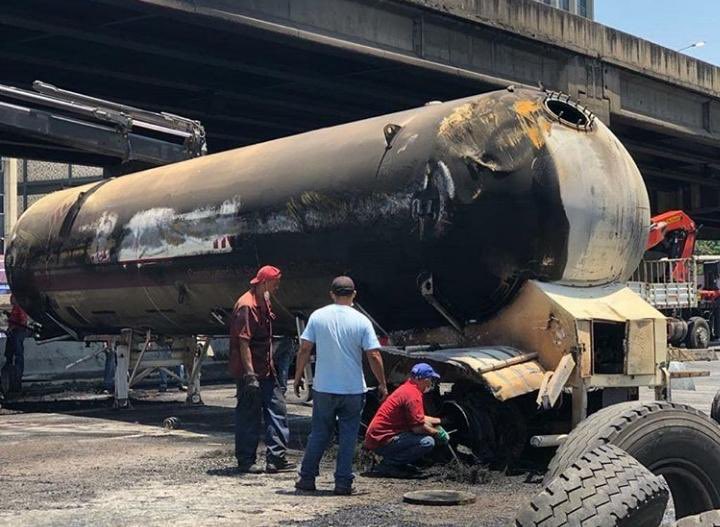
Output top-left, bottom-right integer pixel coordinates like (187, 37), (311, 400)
(4, 295), (30, 392)
(229, 265), (293, 474)
(365, 363), (449, 477)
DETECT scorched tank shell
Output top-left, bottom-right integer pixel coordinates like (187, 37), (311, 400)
(6, 88), (650, 337)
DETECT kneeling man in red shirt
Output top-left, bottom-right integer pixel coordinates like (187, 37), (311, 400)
(364, 363), (449, 477)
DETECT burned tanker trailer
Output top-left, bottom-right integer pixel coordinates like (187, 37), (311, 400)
(7, 88), (677, 462)
(7, 88), (648, 333)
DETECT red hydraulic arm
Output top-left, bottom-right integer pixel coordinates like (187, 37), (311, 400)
(646, 210), (697, 282)
(647, 210), (697, 258)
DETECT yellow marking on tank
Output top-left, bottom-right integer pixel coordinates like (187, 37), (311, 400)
(513, 100), (548, 150)
(514, 99), (539, 117)
(438, 102), (476, 137)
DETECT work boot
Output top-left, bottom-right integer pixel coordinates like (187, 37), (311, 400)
(266, 457), (297, 473)
(237, 463), (264, 474)
(295, 478), (316, 492)
(333, 485), (354, 496)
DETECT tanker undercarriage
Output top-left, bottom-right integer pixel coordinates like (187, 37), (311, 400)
(88, 329), (211, 407)
(374, 278), (668, 466)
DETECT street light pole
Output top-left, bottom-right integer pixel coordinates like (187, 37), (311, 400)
(677, 41), (706, 52)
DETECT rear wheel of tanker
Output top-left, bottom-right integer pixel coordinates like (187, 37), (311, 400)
(445, 386), (527, 469)
(687, 317), (711, 349)
(544, 401), (720, 519)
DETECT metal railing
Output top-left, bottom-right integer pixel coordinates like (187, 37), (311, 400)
(628, 258), (698, 309)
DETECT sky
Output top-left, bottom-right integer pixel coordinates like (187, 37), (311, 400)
(595, 1), (720, 65)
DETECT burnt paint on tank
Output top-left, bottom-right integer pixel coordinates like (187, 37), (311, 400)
(6, 88), (647, 337)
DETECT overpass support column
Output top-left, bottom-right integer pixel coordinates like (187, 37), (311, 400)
(2, 157), (18, 252)
(562, 56), (612, 126)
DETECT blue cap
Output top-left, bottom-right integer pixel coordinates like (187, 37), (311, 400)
(411, 363), (440, 380)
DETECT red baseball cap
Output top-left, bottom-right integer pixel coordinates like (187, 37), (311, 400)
(250, 265), (282, 285)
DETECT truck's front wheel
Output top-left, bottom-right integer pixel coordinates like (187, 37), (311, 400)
(687, 316), (711, 349)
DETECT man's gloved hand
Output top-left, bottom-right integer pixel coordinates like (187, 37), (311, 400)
(439, 416), (453, 428)
(376, 383), (388, 402)
(240, 373), (261, 405)
(436, 426), (450, 445)
(245, 373), (260, 389)
(293, 376), (304, 399)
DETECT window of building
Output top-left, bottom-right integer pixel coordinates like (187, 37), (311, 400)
(577, 0), (588, 17)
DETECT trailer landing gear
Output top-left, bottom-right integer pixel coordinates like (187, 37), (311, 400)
(88, 330), (208, 408)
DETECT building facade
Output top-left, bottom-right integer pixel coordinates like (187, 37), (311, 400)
(537, 0), (594, 19)
(0, 158), (103, 252)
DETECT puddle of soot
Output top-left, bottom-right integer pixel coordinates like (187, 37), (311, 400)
(423, 462), (491, 484)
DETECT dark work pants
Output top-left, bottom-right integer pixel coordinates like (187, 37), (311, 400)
(235, 377), (290, 466)
(102, 349), (116, 391)
(5, 328), (27, 381)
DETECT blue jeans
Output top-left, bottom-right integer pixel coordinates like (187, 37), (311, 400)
(235, 377), (290, 466)
(300, 391), (365, 488)
(375, 432), (435, 467)
(273, 337), (296, 394)
(103, 349), (116, 391)
(159, 365), (185, 389)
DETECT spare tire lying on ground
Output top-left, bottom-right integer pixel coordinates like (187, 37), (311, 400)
(711, 391), (720, 425)
(544, 401), (720, 519)
(516, 444), (668, 527)
(675, 509), (720, 526)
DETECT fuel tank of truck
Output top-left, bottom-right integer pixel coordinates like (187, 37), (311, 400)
(6, 88), (650, 337)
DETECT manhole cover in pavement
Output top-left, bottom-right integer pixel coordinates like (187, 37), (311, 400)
(403, 489), (476, 506)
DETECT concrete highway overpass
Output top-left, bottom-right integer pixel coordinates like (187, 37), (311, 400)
(3, 0), (720, 231)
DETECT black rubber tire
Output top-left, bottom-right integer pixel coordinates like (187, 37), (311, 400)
(687, 317), (711, 349)
(544, 401), (720, 518)
(675, 510), (720, 526)
(446, 385), (527, 468)
(669, 318), (689, 346)
(712, 391), (720, 425)
(516, 444), (668, 527)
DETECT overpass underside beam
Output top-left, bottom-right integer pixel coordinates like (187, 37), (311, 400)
(2, 0), (720, 231)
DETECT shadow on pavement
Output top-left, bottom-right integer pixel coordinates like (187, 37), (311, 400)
(1, 384), (312, 447)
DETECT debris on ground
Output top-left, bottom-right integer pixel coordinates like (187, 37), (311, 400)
(162, 416), (180, 430)
(423, 462), (491, 485)
(286, 504), (455, 527)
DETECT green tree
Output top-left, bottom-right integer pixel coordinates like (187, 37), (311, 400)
(695, 240), (720, 255)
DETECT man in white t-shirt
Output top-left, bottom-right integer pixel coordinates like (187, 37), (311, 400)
(293, 276), (387, 495)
